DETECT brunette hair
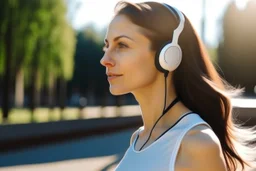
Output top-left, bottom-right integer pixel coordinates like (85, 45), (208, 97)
(114, 1), (256, 170)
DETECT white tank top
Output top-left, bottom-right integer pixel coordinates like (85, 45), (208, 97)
(115, 113), (211, 171)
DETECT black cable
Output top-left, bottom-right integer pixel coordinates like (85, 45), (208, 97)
(162, 72), (169, 113)
(139, 72), (180, 151)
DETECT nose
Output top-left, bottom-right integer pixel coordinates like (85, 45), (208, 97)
(100, 52), (115, 68)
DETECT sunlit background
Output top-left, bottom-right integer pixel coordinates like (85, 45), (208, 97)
(71, 0), (228, 47)
(0, 0), (255, 171)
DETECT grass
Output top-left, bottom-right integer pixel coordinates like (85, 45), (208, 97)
(0, 108), (81, 124)
(0, 105), (142, 125)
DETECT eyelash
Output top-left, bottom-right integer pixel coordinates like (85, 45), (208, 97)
(102, 42), (128, 52)
(118, 42), (128, 48)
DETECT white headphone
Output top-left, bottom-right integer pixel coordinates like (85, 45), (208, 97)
(155, 3), (185, 73)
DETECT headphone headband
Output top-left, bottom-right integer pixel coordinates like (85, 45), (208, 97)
(155, 3), (185, 73)
(162, 3), (185, 44)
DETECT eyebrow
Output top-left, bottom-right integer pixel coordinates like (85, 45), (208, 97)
(104, 35), (134, 43)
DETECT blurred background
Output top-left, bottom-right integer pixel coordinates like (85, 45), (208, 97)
(0, 0), (255, 171)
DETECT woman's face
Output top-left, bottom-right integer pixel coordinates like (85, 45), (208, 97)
(100, 15), (159, 95)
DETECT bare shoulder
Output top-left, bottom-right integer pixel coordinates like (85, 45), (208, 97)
(179, 125), (227, 171)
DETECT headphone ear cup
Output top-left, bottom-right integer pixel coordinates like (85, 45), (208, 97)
(159, 43), (182, 72)
(155, 42), (170, 73)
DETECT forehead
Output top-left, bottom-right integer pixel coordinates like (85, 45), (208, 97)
(105, 15), (149, 42)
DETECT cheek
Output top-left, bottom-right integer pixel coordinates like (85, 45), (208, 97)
(124, 51), (157, 87)
(109, 49), (158, 95)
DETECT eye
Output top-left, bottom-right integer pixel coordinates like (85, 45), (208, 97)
(117, 42), (128, 49)
(102, 42), (128, 52)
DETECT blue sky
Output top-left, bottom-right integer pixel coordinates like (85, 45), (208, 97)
(68, 0), (249, 48)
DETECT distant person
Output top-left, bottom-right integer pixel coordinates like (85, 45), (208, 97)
(100, 1), (256, 171)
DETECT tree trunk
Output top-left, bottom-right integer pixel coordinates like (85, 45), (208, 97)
(59, 77), (67, 119)
(48, 73), (55, 108)
(15, 68), (24, 108)
(30, 68), (41, 119)
(59, 77), (66, 109)
(2, 11), (12, 122)
(35, 70), (41, 107)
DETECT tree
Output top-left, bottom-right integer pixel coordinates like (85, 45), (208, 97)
(0, 0), (76, 121)
(12, 1), (41, 108)
(25, 0), (76, 117)
(0, 0), (17, 122)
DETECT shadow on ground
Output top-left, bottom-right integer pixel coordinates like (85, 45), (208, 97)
(0, 128), (138, 167)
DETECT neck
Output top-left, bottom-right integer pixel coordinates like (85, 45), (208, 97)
(132, 74), (179, 133)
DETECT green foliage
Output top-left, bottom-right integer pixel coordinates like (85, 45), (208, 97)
(70, 25), (108, 102)
(0, 0), (76, 86)
(0, 41), (5, 75)
(83, 24), (105, 45)
(59, 24), (76, 80)
(30, 0), (76, 84)
(0, 0), (9, 75)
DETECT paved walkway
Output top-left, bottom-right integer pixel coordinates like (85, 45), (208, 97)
(0, 155), (118, 171)
(0, 128), (135, 171)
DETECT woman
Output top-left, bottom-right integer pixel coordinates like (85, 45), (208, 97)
(100, 1), (256, 171)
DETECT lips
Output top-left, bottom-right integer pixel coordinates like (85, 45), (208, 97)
(106, 72), (123, 77)
(106, 72), (123, 81)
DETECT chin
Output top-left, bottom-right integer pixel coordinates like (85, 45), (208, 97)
(109, 86), (130, 96)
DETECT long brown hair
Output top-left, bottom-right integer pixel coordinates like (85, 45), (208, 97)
(114, 1), (256, 170)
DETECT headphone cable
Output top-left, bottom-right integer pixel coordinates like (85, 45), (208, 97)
(139, 72), (179, 151)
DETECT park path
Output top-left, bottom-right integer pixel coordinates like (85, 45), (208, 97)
(0, 128), (136, 171)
